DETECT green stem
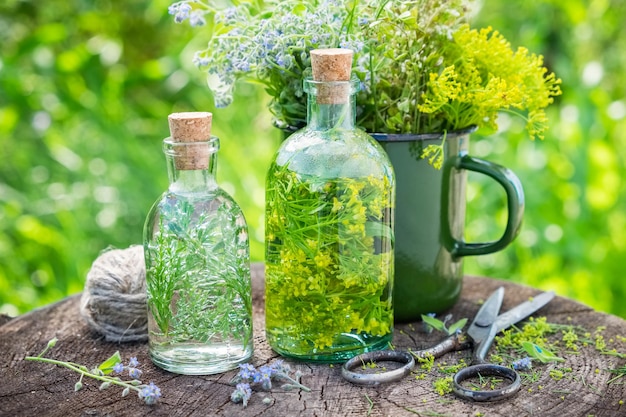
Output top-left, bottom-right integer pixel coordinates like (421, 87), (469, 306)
(280, 374), (311, 392)
(36, 341), (55, 358)
(24, 356), (142, 393)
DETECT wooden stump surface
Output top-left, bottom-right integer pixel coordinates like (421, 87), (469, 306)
(2, 263), (626, 416)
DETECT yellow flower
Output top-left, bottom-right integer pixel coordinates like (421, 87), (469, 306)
(307, 274), (322, 291)
(352, 205), (367, 223)
(314, 251), (332, 269)
(347, 180), (365, 195)
(340, 273), (359, 288)
(313, 335), (334, 350)
(294, 249), (307, 263)
(331, 197), (343, 213)
(347, 223), (365, 236)
(347, 314), (365, 331)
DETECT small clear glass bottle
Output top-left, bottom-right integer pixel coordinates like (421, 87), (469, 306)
(265, 49), (395, 362)
(143, 112), (253, 375)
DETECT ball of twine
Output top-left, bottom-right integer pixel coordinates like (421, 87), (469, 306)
(80, 245), (148, 343)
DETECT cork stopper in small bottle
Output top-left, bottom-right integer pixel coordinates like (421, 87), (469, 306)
(310, 48), (354, 104)
(167, 112), (213, 170)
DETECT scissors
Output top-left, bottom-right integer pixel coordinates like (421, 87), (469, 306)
(342, 287), (554, 402)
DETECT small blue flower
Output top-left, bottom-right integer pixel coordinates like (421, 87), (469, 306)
(129, 367), (142, 379)
(173, 3), (192, 23)
(231, 383), (252, 407)
(234, 59), (251, 72)
(167, 3), (180, 15)
(139, 382), (161, 405)
(254, 365), (274, 389)
(128, 357), (139, 368)
(224, 7), (238, 20)
(113, 363), (124, 374)
(189, 10), (206, 27)
(270, 359), (290, 374)
(192, 52), (210, 68)
(238, 363), (256, 381)
(512, 357), (533, 371)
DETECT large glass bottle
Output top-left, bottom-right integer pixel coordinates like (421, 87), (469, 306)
(265, 49), (395, 362)
(143, 112), (253, 375)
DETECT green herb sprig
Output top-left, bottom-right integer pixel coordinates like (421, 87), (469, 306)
(521, 341), (565, 363)
(145, 194), (252, 345)
(25, 338), (162, 405)
(265, 165), (394, 353)
(421, 313), (468, 336)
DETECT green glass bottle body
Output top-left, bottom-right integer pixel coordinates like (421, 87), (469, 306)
(143, 136), (253, 374)
(265, 77), (396, 362)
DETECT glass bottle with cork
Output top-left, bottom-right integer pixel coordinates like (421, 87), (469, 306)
(143, 112), (253, 374)
(265, 49), (396, 362)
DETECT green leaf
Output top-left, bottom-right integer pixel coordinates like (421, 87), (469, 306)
(291, 4), (307, 15)
(447, 318), (468, 335)
(521, 342), (565, 363)
(397, 99), (411, 113)
(421, 314), (446, 332)
(98, 351), (122, 375)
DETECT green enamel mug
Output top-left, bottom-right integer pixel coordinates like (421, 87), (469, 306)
(372, 127), (524, 322)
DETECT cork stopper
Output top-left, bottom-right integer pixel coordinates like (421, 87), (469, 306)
(310, 48), (354, 104)
(167, 112), (213, 170)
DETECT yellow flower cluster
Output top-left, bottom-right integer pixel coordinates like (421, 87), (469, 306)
(419, 25), (562, 142)
(265, 168), (394, 354)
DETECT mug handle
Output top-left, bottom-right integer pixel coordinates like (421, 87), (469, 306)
(447, 154), (525, 258)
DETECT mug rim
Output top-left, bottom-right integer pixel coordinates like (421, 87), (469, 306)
(370, 125), (478, 142)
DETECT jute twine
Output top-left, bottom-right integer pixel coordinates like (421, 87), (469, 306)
(80, 245), (148, 343)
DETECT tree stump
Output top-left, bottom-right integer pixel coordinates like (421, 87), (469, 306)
(2, 263), (626, 416)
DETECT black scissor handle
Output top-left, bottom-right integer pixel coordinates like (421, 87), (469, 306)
(342, 350), (415, 386)
(452, 363), (521, 402)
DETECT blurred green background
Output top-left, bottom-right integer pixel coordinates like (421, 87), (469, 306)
(1, 0), (625, 318)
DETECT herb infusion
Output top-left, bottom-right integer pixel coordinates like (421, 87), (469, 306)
(264, 49), (395, 361)
(144, 112), (253, 375)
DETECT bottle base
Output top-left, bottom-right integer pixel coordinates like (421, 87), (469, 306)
(149, 342), (253, 375)
(268, 332), (392, 363)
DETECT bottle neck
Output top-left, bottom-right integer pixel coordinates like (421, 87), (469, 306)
(304, 77), (358, 131)
(163, 137), (219, 194)
(307, 99), (356, 130)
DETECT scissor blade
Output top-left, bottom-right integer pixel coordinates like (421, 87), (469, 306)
(494, 291), (555, 333)
(467, 287), (504, 343)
